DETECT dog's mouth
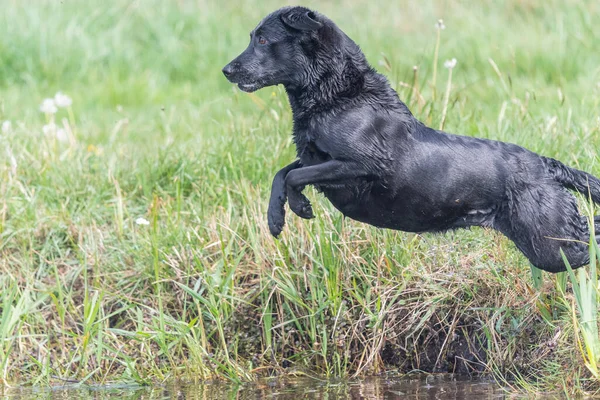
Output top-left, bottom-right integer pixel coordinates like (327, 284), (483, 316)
(237, 82), (263, 92)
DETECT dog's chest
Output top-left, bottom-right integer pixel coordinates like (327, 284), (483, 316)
(293, 124), (331, 166)
(297, 140), (331, 166)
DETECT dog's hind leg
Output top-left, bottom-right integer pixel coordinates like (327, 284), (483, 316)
(493, 182), (590, 273)
(595, 216), (600, 236)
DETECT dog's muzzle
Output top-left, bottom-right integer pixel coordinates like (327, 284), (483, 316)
(222, 63), (235, 79)
(222, 62), (264, 92)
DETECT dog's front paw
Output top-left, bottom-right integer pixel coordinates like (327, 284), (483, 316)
(297, 202), (314, 219)
(268, 205), (286, 238)
(289, 193), (314, 220)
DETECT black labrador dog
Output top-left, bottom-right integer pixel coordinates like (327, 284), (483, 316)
(223, 6), (600, 273)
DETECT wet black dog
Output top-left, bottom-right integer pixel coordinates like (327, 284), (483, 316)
(223, 6), (600, 272)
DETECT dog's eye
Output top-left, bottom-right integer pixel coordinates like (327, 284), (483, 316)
(258, 36), (267, 45)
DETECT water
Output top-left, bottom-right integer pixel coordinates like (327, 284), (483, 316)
(0, 374), (537, 399)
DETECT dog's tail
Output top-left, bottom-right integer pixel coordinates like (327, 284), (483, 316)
(542, 156), (600, 204)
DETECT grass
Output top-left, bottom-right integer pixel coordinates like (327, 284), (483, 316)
(1, 0), (600, 395)
(563, 206), (600, 379)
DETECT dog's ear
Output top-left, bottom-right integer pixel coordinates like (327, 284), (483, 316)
(281, 9), (322, 31)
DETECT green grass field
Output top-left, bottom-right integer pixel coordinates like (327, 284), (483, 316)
(1, 0), (600, 394)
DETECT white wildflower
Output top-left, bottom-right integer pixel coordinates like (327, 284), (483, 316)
(42, 122), (56, 135)
(1, 120), (11, 134)
(10, 154), (17, 174)
(6, 147), (17, 176)
(135, 217), (150, 226)
(56, 128), (68, 142)
(436, 19), (446, 30)
(444, 58), (457, 69)
(40, 98), (58, 114)
(54, 92), (73, 108)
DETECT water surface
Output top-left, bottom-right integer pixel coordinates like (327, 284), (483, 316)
(0, 374), (540, 399)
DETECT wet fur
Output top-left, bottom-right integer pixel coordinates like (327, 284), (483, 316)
(223, 6), (600, 273)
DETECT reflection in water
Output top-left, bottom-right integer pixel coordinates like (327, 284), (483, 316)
(1, 374), (513, 399)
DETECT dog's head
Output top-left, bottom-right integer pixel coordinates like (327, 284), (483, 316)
(222, 6), (324, 92)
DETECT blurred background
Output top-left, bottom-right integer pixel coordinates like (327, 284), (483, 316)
(1, 0), (599, 146)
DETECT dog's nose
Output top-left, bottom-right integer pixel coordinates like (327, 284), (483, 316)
(222, 64), (234, 78)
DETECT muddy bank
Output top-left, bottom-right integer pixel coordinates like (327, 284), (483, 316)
(227, 294), (560, 380)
